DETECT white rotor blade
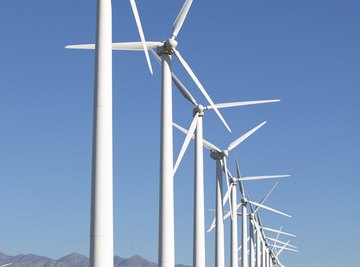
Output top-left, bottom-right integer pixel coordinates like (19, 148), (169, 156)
(129, 0), (153, 74)
(66, 44), (96, 49)
(247, 200), (291, 218)
(112, 41), (161, 50)
(223, 157), (233, 220)
(238, 175), (290, 181)
(173, 115), (199, 176)
(262, 227), (296, 237)
(222, 182), (232, 209)
(253, 183), (279, 214)
(227, 121), (266, 151)
(276, 241), (290, 256)
(66, 41), (162, 51)
(150, 49), (198, 105)
(267, 237), (297, 249)
(173, 122), (221, 152)
(234, 155), (245, 198)
(172, 48), (232, 132)
(207, 203), (235, 233)
(223, 202), (242, 223)
(223, 209), (232, 222)
(172, 74), (198, 106)
(207, 217), (216, 233)
(206, 99), (280, 110)
(273, 243), (298, 253)
(207, 224), (215, 233)
(172, 0), (193, 38)
(271, 225), (283, 254)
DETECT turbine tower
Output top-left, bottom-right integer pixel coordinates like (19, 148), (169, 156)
(66, 0), (114, 265)
(90, 0), (113, 266)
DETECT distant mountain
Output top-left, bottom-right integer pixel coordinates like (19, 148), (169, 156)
(0, 252), (191, 267)
(58, 253), (89, 267)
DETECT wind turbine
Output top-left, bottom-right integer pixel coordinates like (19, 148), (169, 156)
(174, 120), (267, 267)
(0, 263), (13, 267)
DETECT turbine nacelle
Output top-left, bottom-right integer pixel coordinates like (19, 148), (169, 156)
(210, 150), (228, 159)
(230, 177), (237, 185)
(157, 39), (178, 55)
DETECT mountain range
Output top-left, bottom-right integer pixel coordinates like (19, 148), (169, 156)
(0, 252), (191, 267)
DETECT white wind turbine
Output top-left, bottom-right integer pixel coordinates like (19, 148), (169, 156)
(67, 2), (232, 266)
(174, 120), (267, 267)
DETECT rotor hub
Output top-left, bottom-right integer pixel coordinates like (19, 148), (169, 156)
(193, 104), (205, 116)
(157, 38), (178, 55)
(166, 38), (178, 48)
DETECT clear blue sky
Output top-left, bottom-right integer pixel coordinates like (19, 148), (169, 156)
(0, 0), (359, 266)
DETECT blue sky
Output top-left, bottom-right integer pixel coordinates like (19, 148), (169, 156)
(0, 0), (359, 266)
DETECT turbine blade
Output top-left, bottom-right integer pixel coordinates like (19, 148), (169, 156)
(254, 182), (279, 214)
(172, 74), (198, 106)
(173, 48), (232, 132)
(227, 121), (267, 151)
(65, 41), (162, 51)
(238, 175), (290, 181)
(223, 210), (232, 221)
(65, 44), (95, 49)
(273, 243), (298, 253)
(207, 218), (216, 233)
(173, 115), (199, 176)
(129, 0), (153, 74)
(235, 154), (242, 178)
(234, 155), (245, 197)
(267, 237), (298, 249)
(272, 225), (283, 253)
(206, 99), (280, 110)
(112, 41), (162, 50)
(245, 191), (258, 218)
(262, 227), (296, 237)
(172, 0), (193, 38)
(223, 157), (233, 221)
(173, 122), (221, 152)
(150, 50), (198, 105)
(248, 200), (292, 218)
(222, 181), (232, 208)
